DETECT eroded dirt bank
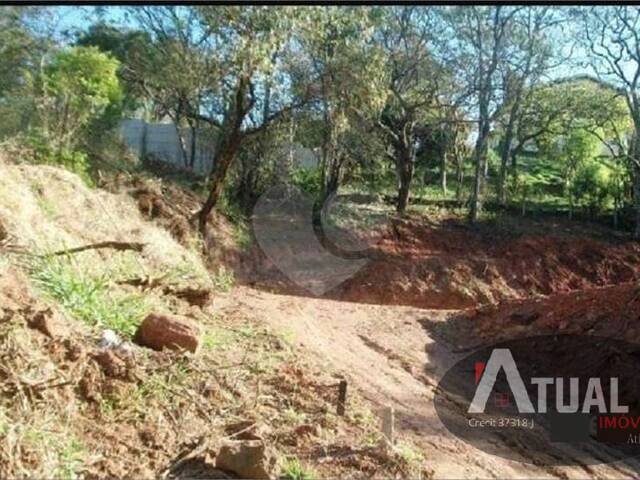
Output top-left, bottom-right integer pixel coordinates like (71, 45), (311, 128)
(245, 214), (640, 310)
(237, 211), (640, 478)
(3, 160), (640, 478)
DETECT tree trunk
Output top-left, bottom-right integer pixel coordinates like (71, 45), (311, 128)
(198, 141), (240, 236)
(630, 115), (640, 239)
(189, 123), (197, 171)
(470, 122), (489, 222)
(396, 145), (414, 214)
(197, 76), (250, 236)
(633, 165), (640, 239)
(455, 154), (464, 203)
(498, 124), (514, 207)
(440, 152), (447, 195)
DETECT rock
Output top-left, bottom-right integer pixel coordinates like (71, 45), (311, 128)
(100, 329), (122, 349)
(26, 308), (67, 338)
(224, 420), (263, 441)
(135, 313), (201, 353)
(164, 286), (211, 307)
(100, 329), (135, 354)
(215, 440), (273, 480)
(94, 350), (126, 377)
(64, 339), (85, 361)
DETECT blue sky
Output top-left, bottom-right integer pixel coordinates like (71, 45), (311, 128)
(45, 5), (635, 89)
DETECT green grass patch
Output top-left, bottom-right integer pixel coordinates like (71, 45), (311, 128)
(30, 253), (149, 337)
(279, 457), (317, 480)
(211, 265), (235, 292)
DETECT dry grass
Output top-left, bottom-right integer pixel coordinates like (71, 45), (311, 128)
(0, 160), (429, 478)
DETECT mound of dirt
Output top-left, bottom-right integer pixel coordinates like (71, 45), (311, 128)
(0, 159), (428, 478)
(331, 217), (640, 309)
(104, 173), (247, 271)
(0, 163), (209, 281)
(467, 282), (640, 343)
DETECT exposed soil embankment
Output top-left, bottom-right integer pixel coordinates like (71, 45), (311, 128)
(466, 281), (640, 343)
(332, 217), (640, 309)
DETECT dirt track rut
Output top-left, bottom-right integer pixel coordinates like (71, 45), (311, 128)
(224, 286), (640, 479)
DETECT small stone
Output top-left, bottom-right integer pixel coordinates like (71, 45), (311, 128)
(100, 329), (122, 349)
(27, 308), (67, 338)
(135, 313), (201, 353)
(215, 440), (273, 480)
(224, 420), (263, 441)
(94, 350), (133, 379)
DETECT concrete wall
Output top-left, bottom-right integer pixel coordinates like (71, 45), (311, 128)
(119, 118), (216, 176)
(119, 118), (320, 176)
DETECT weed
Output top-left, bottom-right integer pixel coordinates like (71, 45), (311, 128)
(279, 456), (317, 480)
(233, 221), (252, 250)
(394, 441), (426, 477)
(15, 423), (86, 479)
(211, 265), (235, 292)
(0, 256), (9, 277)
(30, 183), (57, 218)
(279, 329), (296, 346)
(201, 327), (235, 352)
(282, 406), (307, 425)
(30, 253), (149, 337)
(56, 437), (86, 479)
(237, 324), (257, 338)
(98, 398), (117, 419)
(0, 406), (7, 436)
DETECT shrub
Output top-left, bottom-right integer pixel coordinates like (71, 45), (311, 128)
(24, 131), (92, 183)
(569, 160), (613, 216)
(291, 167), (323, 197)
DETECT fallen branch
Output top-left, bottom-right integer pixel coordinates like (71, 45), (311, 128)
(46, 241), (146, 256)
(118, 275), (168, 290)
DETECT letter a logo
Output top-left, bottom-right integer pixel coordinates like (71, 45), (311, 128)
(468, 349), (535, 413)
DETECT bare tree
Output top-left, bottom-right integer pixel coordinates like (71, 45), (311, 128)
(444, 6), (522, 221)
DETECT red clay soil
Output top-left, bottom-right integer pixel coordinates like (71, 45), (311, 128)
(466, 281), (640, 343)
(331, 217), (640, 309)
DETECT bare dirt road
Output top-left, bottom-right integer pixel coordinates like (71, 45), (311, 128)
(222, 285), (640, 479)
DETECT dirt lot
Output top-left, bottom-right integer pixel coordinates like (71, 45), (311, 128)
(239, 208), (640, 477)
(2, 161), (640, 478)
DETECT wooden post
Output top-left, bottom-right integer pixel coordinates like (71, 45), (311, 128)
(336, 379), (347, 416)
(381, 406), (395, 445)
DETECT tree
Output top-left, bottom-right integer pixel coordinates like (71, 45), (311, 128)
(39, 46), (123, 153)
(580, 6), (640, 237)
(131, 6), (316, 236)
(443, 6), (522, 221)
(298, 7), (387, 207)
(374, 6), (446, 214)
(76, 23), (153, 114)
(0, 7), (52, 138)
(496, 7), (559, 206)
